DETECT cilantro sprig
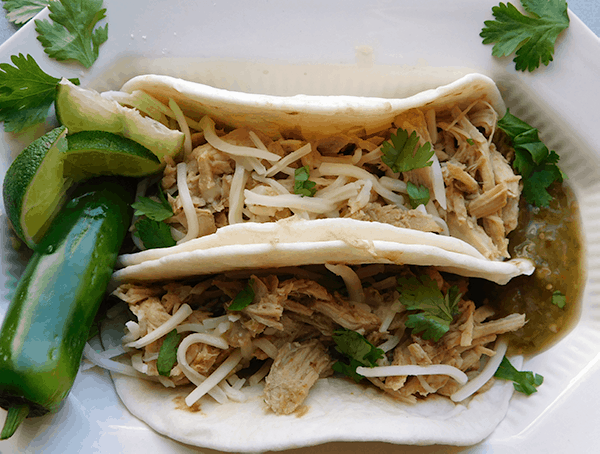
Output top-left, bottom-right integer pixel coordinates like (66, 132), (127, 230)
(381, 128), (434, 174)
(0, 53), (79, 132)
(3, 0), (50, 25)
(480, 0), (570, 72)
(133, 186), (176, 249)
(157, 329), (181, 377)
(331, 329), (384, 382)
(494, 357), (543, 395)
(35, 0), (108, 68)
(398, 275), (462, 342)
(228, 279), (256, 311)
(294, 165), (317, 197)
(497, 110), (563, 207)
(406, 181), (430, 209)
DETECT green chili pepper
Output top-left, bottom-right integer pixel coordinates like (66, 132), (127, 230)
(0, 177), (134, 439)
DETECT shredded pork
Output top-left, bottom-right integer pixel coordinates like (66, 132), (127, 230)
(113, 264), (526, 414)
(152, 98), (521, 261)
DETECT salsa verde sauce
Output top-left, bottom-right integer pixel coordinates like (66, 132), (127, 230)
(469, 183), (584, 356)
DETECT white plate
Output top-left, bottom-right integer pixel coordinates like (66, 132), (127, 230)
(1, 1), (599, 453)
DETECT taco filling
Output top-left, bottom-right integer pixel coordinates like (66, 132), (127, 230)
(111, 264), (527, 415)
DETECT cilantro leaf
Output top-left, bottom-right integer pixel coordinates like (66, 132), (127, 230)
(157, 329), (181, 377)
(551, 290), (566, 309)
(35, 0), (108, 68)
(294, 165), (317, 197)
(131, 191), (173, 222)
(0, 53), (79, 132)
(3, 0), (50, 25)
(398, 275), (462, 342)
(494, 356), (543, 395)
(381, 128), (434, 174)
(228, 279), (255, 311)
(406, 181), (430, 209)
(498, 110), (563, 207)
(332, 329), (384, 382)
(134, 217), (176, 249)
(480, 0), (570, 72)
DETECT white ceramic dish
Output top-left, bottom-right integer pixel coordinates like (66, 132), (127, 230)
(0, 1), (599, 453)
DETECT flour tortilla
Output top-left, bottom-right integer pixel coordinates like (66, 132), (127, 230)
(113, 73), (532, 285)
(107, 74), (527, 450)
(101, 306), (522, 452)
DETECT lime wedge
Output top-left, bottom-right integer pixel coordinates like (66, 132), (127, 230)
(64, 131), (163, 181)
(2, 126), (71, 247)
(55, 78), (184, 162)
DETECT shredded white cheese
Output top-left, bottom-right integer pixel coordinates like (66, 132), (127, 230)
(253, 338), (278, 359)
(325, 263), (365, 305)
(125, 304), (193, 349)
(176, 162), (200, 243)
(356, 364), (468, 385)
(265, 143), (311, 177)
(451, 338), (508, 402)
(168, 99), (192, 156)
(185, 349), (243, 407)
(229, 161), (248, 225)
(200, 116), (281, 161)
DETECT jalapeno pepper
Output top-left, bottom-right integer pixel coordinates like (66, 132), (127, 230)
(0, 178), (134, 439)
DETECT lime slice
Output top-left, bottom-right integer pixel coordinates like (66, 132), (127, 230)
(64, 131), (163, 181)
(2, 126), (71, 247)
(55, 79), (184, 162)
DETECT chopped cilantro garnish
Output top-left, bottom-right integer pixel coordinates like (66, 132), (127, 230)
(398, 275), (462, 342)
(406, 181), (430, 209)
(0, 53), (80, 132)
(332, 329), (384, 382)
(3, 0), (50, 25)
(551, 290), (566, 309)
(228, 279), (255, 311)
(35, 0), (108, 68)
(480, 0), (570, 72)
(381, 128), (434, 174)
(294, 165), (317, 197)
(134, 217), (176, 249)
(132, 187), (173, 222)
(494, 356), (543, 395)
(466, 138), (475, 145)
(497, 110), (563, 207)
(157, 329), (181, 377)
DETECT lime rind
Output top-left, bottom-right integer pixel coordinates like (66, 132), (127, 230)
(2, 126), (71, 247)
(64, 131), (163, 180)
(55, 79), (184, 162)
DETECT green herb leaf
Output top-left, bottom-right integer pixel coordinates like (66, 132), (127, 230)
(3, 0), (50, 25)
(467, 138), (475, 145)
(157, 329), (181, 377)
(294, 165), (317, 197)
(381, 128), (434, 174)
(134, 217), (176, 249)
(551, 290), (567, 309)
(228, 279), (255, 311)
(498, 110), (563, 207)
(132, 191), (173, 222)
(398, 275), (462, 342)
(494, 356), (543, 395)
(332, 329), (384, 382)
(480, 0), (570, 72)
(406, 181), (430, 209)
(35, 0), (108, 68)
(0, 53), (79, 132)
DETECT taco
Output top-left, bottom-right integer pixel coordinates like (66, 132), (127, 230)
(92, 73), (552, 450)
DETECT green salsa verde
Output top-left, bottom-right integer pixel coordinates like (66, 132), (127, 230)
(469, 183), (584, 356)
